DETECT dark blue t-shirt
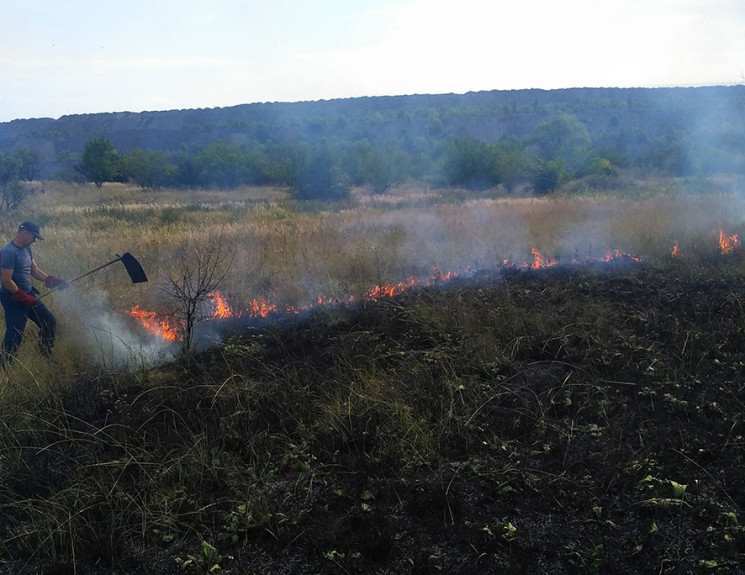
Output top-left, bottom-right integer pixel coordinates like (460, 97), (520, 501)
(0, 240), (33, 293)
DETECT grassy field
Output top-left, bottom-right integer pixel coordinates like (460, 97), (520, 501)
(1, 178), (745, 573)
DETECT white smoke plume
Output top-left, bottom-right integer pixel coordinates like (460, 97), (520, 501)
(55, 288), (177, 369)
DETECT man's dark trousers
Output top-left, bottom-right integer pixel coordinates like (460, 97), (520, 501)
(0, 292), (56, 362)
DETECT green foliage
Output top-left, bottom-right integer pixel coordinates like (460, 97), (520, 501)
(75, 136), (121, 187)
(531, 159), (568, 194)
(4, 87), (745, 193)
(637, 130), (692, 176)
(0, 150), (18, 185)
(440, 138), (535, 191)
(120, 148), (176, 189)
(176, 541), (231, 573)
(531, 113), (598, 182)
(532, 114), (591, 162)
(493, 139), (533, 192)
(12, 148), (41, 181)
(346, 141), (410, 193)
(193, 141), (266, 188)
(441, 139), (499, 190)
(0, 148), (40, 184)
(0, 150), (34, 212)
(0, 180), (28, 212)
(290, 144), (350, 201)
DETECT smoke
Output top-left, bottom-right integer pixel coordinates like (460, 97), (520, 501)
(56, 288), (177, 369)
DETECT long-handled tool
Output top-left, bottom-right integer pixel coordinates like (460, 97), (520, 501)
(38, 252), (147, 299)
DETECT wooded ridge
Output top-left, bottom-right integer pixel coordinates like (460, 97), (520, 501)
(1, 86), (744, 192)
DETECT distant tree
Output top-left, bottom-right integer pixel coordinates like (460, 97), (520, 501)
(120, 148), (176, 189)
(0, 181), (27, 213)
(0, 151), (18, 186)
(0, 148), (41, 183)
(0, 151), (30, 212)
(637, 131), (691, 176)
(564, 146), (600, 179)
(532, 114), (592, 163)
(289, 143), (350, 201)
(243, 143), (272, 185)
(171, 147), (200, 187)
(75, 136), (120, 187)
(194, 141), (246, 188)
(493, 140), (532, 192)
(14, 148), (41, 181)
(427, 109), (444, 138)
(441, 139), (498, 190)
(266, 142), (308, 188)
(347, 141), (410, 193)
(583, 157), (621, 189)
(346, 141), (375, 186)
(531, 159), (567, 195)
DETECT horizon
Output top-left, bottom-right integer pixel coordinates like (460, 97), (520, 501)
(2, 82), (739, 124)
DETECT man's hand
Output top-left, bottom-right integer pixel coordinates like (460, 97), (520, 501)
(11, 289), (38, 307)
(44, 276), (69, 290)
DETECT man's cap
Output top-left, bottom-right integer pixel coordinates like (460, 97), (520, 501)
(19, 221), (44, 240)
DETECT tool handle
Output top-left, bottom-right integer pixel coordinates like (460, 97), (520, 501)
(37, 255), (123, 300)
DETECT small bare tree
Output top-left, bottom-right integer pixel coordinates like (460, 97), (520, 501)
(161, 232), (235, 355)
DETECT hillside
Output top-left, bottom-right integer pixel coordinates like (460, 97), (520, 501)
(2, 256), (745, 574)
(2, 86), (744, 181)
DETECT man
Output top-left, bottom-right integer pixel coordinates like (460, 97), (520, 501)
(0, 221), (68, 365)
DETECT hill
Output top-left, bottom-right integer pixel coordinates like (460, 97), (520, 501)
(1, 86), (744, 183)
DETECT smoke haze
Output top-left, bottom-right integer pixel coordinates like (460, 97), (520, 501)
(57, 288), (177, 369)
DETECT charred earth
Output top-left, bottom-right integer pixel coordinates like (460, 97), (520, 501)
(2, 257), (745, 574)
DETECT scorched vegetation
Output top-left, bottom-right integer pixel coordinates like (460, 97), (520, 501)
(1, 179), (745, 574)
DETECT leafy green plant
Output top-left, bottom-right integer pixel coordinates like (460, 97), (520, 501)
(175, 541), (231, 574)
(637, 474), (689, 507)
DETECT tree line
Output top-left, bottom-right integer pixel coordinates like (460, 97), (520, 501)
(4, 107), (743, 205)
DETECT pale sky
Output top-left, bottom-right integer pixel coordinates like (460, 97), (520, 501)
(1, 0), (743, 122)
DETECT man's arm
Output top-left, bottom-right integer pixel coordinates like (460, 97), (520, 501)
(31, 259), (68, 290)
(30, 259), (49, 283)
(2, 266), (39, 307)
(1, 267), (19, 293)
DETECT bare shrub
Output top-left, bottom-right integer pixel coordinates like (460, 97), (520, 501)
(161, 232), (236, 355)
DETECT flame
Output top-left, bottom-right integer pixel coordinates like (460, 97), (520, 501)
(129, 305), (179, 342)
(719, 227), (739, 254)
(530, 247), (557, 269)
(367, 276), (418, 301)
(671, 241), (680, 257)
(209, 291), (232, 318)
(248, 297), (277, 317)
(604, 249), (641, 263)
(436, 270), (458, 281)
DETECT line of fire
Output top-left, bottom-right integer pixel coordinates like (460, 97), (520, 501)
(129, 227), (739, 344)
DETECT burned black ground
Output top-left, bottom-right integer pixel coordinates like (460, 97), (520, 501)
(2, 258), (745, 574)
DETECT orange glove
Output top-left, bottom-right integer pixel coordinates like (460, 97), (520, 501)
(11, 289), (38, 307)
